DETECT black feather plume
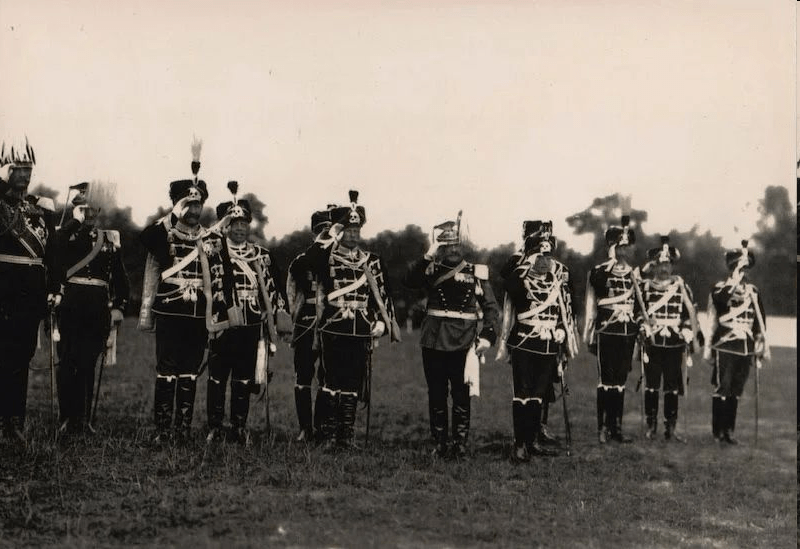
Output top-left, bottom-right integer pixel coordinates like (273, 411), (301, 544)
(227, 181), (239, 196)
(621, 215), (630, 227)
(741, 239), (748, 248)
(660, 235), (669, 245)
(348, 190), (358, 203)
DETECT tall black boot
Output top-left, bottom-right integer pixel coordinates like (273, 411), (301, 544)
(294, 386), (313, 442)
(597, 387), (607, 443)
(317, 389), (339, 449)
(711, 396), (723, 440)
(230, 379), (251, 446)
(644, 390), (659, 440)
(336, 392), (359, 449)
(153, 376), (176, 442)
(663, 392), (685, 443)
(451, 397), (471, 459)
(174, 376), (198, 442)
(80, 366), (97, 433)
(529, 400), (558, 457)
(313, 388), (330, 441)
(610, 390), (633, 443)
(539, 398), (559, 445)
(721, 397), (739, 445)
(429, 402), (449, 457)
(512, 400), (530, 462)
(206, 376), (226, 442)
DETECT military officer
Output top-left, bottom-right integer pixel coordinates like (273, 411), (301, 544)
(704, 240), (768, 444)
(0, 140), (61, 443)
(206, 183), (290, 445)
(583, 216), (642, 444)
(286, 207), (333, 442)
(404, 214), (500, 459)
(56, 182), (130, 434)
(305, 191), (400, 450)
(639, 236), (699, 442)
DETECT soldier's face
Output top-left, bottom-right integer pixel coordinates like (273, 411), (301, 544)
(182, 201), (202, 226)
(533, 254), (552, 274)
(615, 245), (633, 263)
(339, 227), (361, 249)
(440, 244), (462, 263)
(8, 166), (32, 192)
(82, 207), (98, 228)
(654, 261), (673, 279)
(228, 219), (249, 244)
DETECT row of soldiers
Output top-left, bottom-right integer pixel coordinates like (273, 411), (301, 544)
(0, 141), (769, 460)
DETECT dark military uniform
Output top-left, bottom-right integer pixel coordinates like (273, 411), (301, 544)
(639, 236), (698, 441)
(286, 209), (332, 441)
(404, 219), (499, 457)
(705, 242), (767, 444)
(139, 178), (223, 441)
(206, 196), (289, 444)
(584, 216), (641, 443)
(56, 210), (130, 432)
(305, 192), (399, 448)
(0, 144), (62, 442)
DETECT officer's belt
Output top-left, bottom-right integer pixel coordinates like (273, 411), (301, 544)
(331, 300), (368, 310)
(653, 317), (681, 327)
(516, 318), (557, 329)
(68, 276), (108, 288)
(236, 288), (259, 299)
(305, 297), (317, 304)
(719, 319), (753, 338)
(427, 309), (477, 320)
(0, 254), (43, 266)
(163, 277), (203, 287)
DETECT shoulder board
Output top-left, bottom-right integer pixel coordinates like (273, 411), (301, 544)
(473, 264), (489, 280)
(102, 230), (121, 248)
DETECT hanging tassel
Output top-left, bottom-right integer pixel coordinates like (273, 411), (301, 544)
(255, 338), (267, 384)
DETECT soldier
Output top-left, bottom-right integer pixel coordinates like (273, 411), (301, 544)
(404, 214), (500, 459)
(138, 140), (226, 444)
(639, 236), (699, 442)
(704, 240), (768, 445)
(305, 190), (400, 450)
(0, 140), (61, 443)
(56, 182), (130, 434)
(286, 207), (333, 442)
(499, 226), (570, 461)
(583, 216), (642, 444)
(206, 183), (290, 445)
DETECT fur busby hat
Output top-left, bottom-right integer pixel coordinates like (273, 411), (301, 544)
(0, 138), (36, 191)
(216, 181), (252, 222)
(169, 179), (208, 204)
(523, 220), (557, 254)
(647, 235), (680, 264)
(311, 208), (332, 235)
(725, 240), (755, 270)
(605, 215), (636, 247)
(330, 190), (366, 228)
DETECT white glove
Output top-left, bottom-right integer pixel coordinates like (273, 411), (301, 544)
(73, 205), (86, 223)
(702, 345), (712, 362)
(110, 308), (124, 324)
(754, 336), (770, 361)
(171, 196), (191, 220)
(0, 164), (10, 183)
(370, 320), (385, 338)
(553, 328), (566, 344)
(641, 322), (653, 339)
(47, 293), (62, 308)
(424, 230), (441, 260)
(329, 223), (344, 242)
(680, 328), (693, 343)
(269, 342), (277, 355)
(475, 337), (490, 354)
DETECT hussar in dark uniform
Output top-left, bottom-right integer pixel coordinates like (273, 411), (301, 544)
(286, 207), (333, 442)
(56, 182), (130, 434)
(639, 236), (699, 442)
(206, 182), (290, 445)
(583, 216), (643, 444)
(305, 191), (400, 450)
(704, 240), (768, 444)
(498, 225), (572, 461)
(139, 139), (227, 444)
(404, 214), (499, 459)
(0, 140), (61, 444)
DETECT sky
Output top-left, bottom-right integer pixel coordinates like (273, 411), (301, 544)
(0, 0), (795, 254)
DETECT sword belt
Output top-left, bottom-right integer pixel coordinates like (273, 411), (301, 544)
(68, 276), (108, 288)
(0, 254), (42, 266)
(427, 309), (477, 320)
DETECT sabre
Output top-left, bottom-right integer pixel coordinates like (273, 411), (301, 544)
(49, 306), (59, 435)
(90, 326), (115, 427)
(754, 358), (760, 447)
(363, 337), (374, 446)
(558, 356), (572, 456)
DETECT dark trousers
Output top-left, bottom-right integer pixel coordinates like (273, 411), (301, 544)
(510, 350), (557, 445)
(0, 311), (39, 425)
(153, 315), (208, 434)
(422, 347), (470, 447)
(293, 329), (324, 434)
(597, 333), (637, 387)
(644, 346), (684, 394)
(56, 286), (111, 426)
(712, 351), (752, 397)
(207, 324), (259, 430)
(317, 333), (369, 444)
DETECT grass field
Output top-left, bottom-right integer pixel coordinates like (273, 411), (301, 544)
(0, 319), (795, 548)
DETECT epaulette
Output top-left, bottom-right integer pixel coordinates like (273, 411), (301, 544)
(473, 264), (489, 280)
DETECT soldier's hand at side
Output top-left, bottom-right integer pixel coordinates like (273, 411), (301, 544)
(553, 329), (566, 344)
(110, 308), (124, 325)
(269, 342), (277, 356)
(47, 293), (62, 309)
(370, 320), (385, 338)
(475, 338), (490, 354)
(680, 328), (693, 344)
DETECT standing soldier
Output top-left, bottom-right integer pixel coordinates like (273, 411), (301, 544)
(206, 182), (290, 445)
(138, 139), (224, 444)
(583, 216), (642, 444)
(704, 240), (768, 444)
(305, 191), (400, 450)
(56, 182), (130, 434)
(639, 236), (699, 442)
(0, 140), (61, 443)
(404, 214), (500, 459)
(286, 207), (333, 442)
(498, 225), (570, 461)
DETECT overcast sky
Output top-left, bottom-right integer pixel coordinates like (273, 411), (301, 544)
(0, 0), (795, 253)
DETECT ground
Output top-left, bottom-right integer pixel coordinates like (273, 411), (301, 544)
(0, 321), (795, 548)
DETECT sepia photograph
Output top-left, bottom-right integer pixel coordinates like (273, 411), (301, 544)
(0, 0), (795, 547)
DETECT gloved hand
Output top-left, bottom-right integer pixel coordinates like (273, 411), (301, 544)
(680, 328), (693, 343)
(495, 343), (508, 362)
(0, 164), (10, 183)
(47, 293), (62, 309)
(553, 328), (566, 344)
(475, 337), (490, 354)
(73, 205), (87, 223)
(702, 345), (712, 363)
(424, 229), (441, 260)
(370, 320), (386, 338)
(640, 321), (653, 339)
(171, 196), (191, 220)
(110, 308), (124, 324)
(329, 223), (344, 242)
(269, 342), (277, 356)
(754, 335), (770, 361)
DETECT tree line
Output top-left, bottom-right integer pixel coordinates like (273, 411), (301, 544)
(32, 185), (796, 318)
